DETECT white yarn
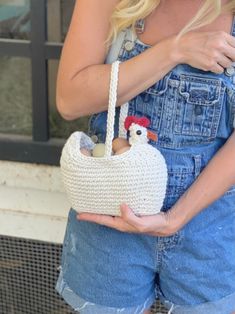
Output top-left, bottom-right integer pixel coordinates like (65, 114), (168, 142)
(104, 61), (119, 157)
(60, 61), (168, 216)
(128, 124), (149, 145)
(105, 25), (131, 140)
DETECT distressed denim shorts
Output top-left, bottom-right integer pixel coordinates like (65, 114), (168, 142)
(55, 23), (235, 314)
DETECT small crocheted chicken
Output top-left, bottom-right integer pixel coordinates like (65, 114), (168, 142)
(112, 116), (158, 155)
(125, 116), (157, 145)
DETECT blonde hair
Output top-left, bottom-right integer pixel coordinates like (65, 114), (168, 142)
(106, 0), (235, 48)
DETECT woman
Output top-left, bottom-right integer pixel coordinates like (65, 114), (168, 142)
(55, 1), (235, 313)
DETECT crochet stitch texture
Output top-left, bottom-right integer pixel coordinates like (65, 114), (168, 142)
(60, 61), (168, 216)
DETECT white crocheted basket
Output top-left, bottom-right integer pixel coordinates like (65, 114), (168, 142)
(60, 61), (168, 216)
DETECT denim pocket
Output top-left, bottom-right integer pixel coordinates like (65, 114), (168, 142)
(145, 72), (172, 96)
(162, 168), (195, 211)
(227, 87), (235, 129)
(165, 168), (194, 197)
(128, 74), (172, 132)
(162, 152), (203, 211)
(174, 74), (224, 138)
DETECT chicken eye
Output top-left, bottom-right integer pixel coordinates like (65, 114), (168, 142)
(136, 130), (142, 135)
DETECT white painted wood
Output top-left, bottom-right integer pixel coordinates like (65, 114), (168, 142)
(0, 160), (66, 192)
(0, 185), (69, 218)
(0, 208), (67, 244)
(0, 160), (71, 244)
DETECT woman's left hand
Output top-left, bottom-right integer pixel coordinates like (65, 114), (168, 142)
(76, 203), (181, 237)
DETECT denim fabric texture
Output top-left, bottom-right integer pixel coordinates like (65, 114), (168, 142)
(55, 18), (235, 314)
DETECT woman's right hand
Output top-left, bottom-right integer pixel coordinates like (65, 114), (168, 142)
(174, 31), (235, 74)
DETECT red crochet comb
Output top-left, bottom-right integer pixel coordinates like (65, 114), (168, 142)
(124, 116), (150, 131)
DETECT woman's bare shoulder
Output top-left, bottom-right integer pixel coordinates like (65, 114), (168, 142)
(60, 0), (119, 73)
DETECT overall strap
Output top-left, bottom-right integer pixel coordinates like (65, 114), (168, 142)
(104, 24), (137, 65)
(135, 19), (145, 34)
(230, 15), (235, 128)
(117, 26), (138, 138)
(105, 30), (127, 64)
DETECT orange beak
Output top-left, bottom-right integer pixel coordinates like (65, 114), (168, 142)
(147, 130), (158, 142)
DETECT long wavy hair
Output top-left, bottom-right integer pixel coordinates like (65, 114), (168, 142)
(105, 0), (235, 47)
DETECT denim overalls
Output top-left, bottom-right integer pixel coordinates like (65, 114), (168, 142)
(55, 19), (235, 314)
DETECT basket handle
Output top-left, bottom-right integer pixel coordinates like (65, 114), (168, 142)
(104, 60), (120, 157)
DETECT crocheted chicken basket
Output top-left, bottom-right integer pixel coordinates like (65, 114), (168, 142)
(60, 61), (168, 216)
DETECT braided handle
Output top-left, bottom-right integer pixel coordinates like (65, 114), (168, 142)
(104, 60), (120, 157)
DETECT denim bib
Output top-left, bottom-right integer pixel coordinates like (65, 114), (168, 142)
(88, 21), (235, 210)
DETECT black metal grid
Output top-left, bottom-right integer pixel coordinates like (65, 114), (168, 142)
(0, 234), (167, 314)
(0, 234), (74, 314)
(0, 0), (63, 165)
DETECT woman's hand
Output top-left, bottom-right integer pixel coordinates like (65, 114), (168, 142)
(76, 204), (181, 237)
(174, 30), (235, 74)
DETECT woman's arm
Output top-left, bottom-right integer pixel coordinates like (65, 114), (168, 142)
(167, 129), (235, 232)
(57, 1), (235, 120)
(78, 130), (235, 236)
(56, 0), (178, 120)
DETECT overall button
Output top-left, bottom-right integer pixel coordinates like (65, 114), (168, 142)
(195, 105), (202, 115)
(225, 62), (235, 76)
(225, 66), (235, 76)
(124, 41), (134, 51)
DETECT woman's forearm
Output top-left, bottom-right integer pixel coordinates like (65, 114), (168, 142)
(56, 36), (179, 120)
(57, 29), (235, 121)
(169, 130), (235, 230)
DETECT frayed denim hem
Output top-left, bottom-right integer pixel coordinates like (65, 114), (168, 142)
(159, 291), (235, 314)
(55, 270), (156, 314)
